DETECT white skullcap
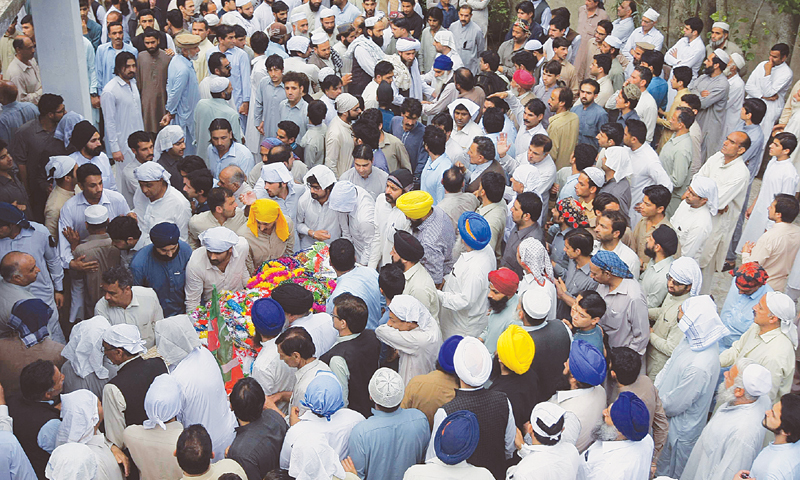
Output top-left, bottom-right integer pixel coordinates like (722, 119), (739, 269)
(304, 165), (337, 189)
(521, 287), (551, 319)
(311, 31), (329, 45)
(84, 205), (108, 225)
(712, 21), (730, 31)
(678, 295), (730, 351)
(765, 291), (799, 349)
(642, 8), (659, 21)
(604, 35), (622, 49)
(365, 16), (379, 27)
(221, 13), (238, 26)
(287, 35), (310, 53)
(582, 166), (605, 188)
(134, 161), (171, 183)
(714, 48), (730, 64)
(46, 443), (97, 480)
(235, 0), (251, 7)
(46, 155), (76, 180)
(524, 39), (542, 51)
(328, 181), (358, 213)
(374, 10), (385, 20)
(368, 367), (404, 408)
(742, 363), (773, 398)
(668, 256), (702, 295)
(261, 163), (293, 184)
(335, 92), (359, 113)
(103, 324), (146, 355)
(388, 294), (435, 330)
(453, 336), (492, 387)
(291, 10), (306, 23)
(199, 226), (240, 253)
(396, 37), (420, 52)
(689, 176), (719, 215)
(204, 13), (220, 26)
(433, 30), (456, 50)
(319, 7), (335, 18)
(144, 374), (183, 430)
(318, 67), (336, 80)
(56, 389), (99, 447)
(530, 402), (567, 442)
(731, 52), (746, 69)
(208, 75), (230, 93)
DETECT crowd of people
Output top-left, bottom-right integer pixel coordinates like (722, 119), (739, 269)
(1, 0), (800, 479)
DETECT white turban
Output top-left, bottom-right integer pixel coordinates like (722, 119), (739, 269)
(46, 156), (77, 180)
(208, 75), (230, 93)
(45, 443), (97, 480)
(291, 10), (306, 23)
(452, 336), (492, 387)
(582, 166), (605, 188)
(155, 315), (202, 366)
(199, 226), (240, 253)
(678, 295), (730, 351)
(56, 390), (99, 447)
(311, 31), (329, 45)
(289, 435), (346, 480)
(368, 367), (404, 408)
(319, 7), (335, 18)
(103, 324), (146, 355)
(447, 98), (480, 120)
(512, 164), (539, 193)
(713, 21), (730, 31)
(388, 294), (435, 331)
(144, 374), (183, 430)
(328, 181), (358, 213)
(335, 92), (359, 113)
(603, 146), (633, 181)
(153, 125), (184, 161)
(134, 161), (171, 183)
(261, 163), (293, 184)
(742, 363), (773, 397)
(714, 48), (730, 65)
(287, 35), (310, 53)
(396, 37), (420, 52)
(642, 8), (660, 21)
(689, 176), (719, 215)
(766, 292), (798, 349)
(529, 402), (567, 443)
(61, 316), (113, 380)
(304, 165), (337, 189)
(731, 52), (746, 70)
(668, 256), (703, 296)
(365, 16), (379, 27)
(433, 30), (457, 50)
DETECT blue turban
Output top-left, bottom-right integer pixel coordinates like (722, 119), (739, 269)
(251, 298), (285, 337)
(301, 372), (344, 420)
(569, 340), (606, 386)
(0, 202), (29, 229)
(438, 335), (463, 374)
(591, 250), (633, 279)
(458, 212), (491, 251)
(434, 410), (480, 465)
(610, 391), (650, 441)
(150, 222), (180, 248)
(433, 54), (454, 71)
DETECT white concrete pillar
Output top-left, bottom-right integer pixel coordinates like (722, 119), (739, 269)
(29, 0), (92, 119)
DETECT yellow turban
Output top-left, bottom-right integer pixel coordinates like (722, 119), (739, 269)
(396, 191), (434, 220)
(247, 199), (289, 241)
(496, 324), (535, 375)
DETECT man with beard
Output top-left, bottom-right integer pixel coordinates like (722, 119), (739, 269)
(238, 198), (294, 273)
(325, 93), (361, 178)
(682, 359), (773, 480)
(194, 77), (241, 165)
(121, 131), (154, 207)
(330, 0), (359, 27)
(583, 391), (654, 479)
(571, 79), (607, 149)
(333, 23), (357, 78)
(129, 221), (191, 317)
(101, 52), (144, 177)
(69, 120), (119, 193)
(391, 230), (438, 320)
(221, 0), (257, 36)
(199, 53), (234, 106)
(205, 25), (251, 125)
(394, 38), (431, 102)
(296, 165), (341, 249)
(639, 223), (678, 309)
(745, 393), (800, 478)
(132, 162), (192, 249)
(501, 192), (542, 279)
(162, 34), (202, 155)
(347, 16), (388, 96)
(131, 10), (171, 52)
(253, 161), (304, 227)
(478, 268), (520, 354)
(369, 168), (412, 269)
(312, 8), (338, 46)
(294, 0), (323, 32)
(185, 226), (249, 312)
(136, 29), (171, 133)
(705, 21), (743, 69)
(689, 49), (730, 163)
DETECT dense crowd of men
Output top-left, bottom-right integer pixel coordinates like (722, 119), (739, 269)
(2, 0), (800, 479)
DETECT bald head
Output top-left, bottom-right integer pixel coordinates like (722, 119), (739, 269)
(0, 81), (17, 105)
(722, 131), (751, 160)
(218, 165), (246, 194)
(0, 251), (37, 286)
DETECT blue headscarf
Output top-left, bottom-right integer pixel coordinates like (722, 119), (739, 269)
(251, 298), (285, 337)
(610, 391), (650, 441)
(590, 250), (633, 279)
(434, 410), (480, 465)
(438, 335), (463, 374)
(569, 340), (606, 386)
(458, 212), (491, 251)
(301, 372), (344, 421)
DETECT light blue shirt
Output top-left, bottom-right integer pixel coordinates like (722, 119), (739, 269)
(571, 101), (608, 149)
(94, 41), (137, 95)
(327, 266), (383, 330)
(0, 431), (36, 480)
(253, 79), (286, 135)
(0, 101), (37, 144)
(265, 42), (288, 59)
(718, 279), (773, 351)
(70, 150), (118, 194)
(558, 172), (580, 201)
(208, 142), (256, 178)
(165, 55), (201, 141)
(207, 46), (251, 107)
(0, 222), (63, 306)
(332, 2), (360, 25)
(736, 121), (767, 180)
(750, 441), (800, 480)
(349, 408), (431, 480)
(276, 98), (309, 141)
(479, 294), (522, 355)
(420, 153), (451, 205)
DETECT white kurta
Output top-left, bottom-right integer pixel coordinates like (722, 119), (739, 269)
(749, 441), (800, 480)
(295, 191), (343, 250)
(745, 61), (793, 148)
(724, 74), (745, 137)
(337, 186), (377, 266)
(251, 338), (297, 413)
(171, 347), (238, 463)
(628, 143), (673, 226)
(669, 202), (713, 262)
(375, 315), (442, 386)
(132, 186), (192, 249)
(664, 36), (706, 106)
(184, 237), (250, 312)
(280, 408), (366, 469)
(506, 442), (583, 480)
(368, 193), (411, 270)
(582, 435), (654, 480)
(737, 157), (800, 250)
(100, 76), (144, 175)
(437, 244), (495, 339)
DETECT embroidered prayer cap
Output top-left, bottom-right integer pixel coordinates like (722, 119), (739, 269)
(304, 164), (337, 189)
(642, 8), (660, 21)
(393, 230), (424, 263)
(524, 39), (543, 51)
(530, 402), (567, 443)
(556, 197), (589, 229)
(591, 250), (633, 279)
(732, 262), (769, 290)
(319, 7), (336, 18)
(365, 16), (379, 27)
(56, 389), (99, 446)
(452, 336), (492, 387)
(204, 13), (220, 26)
(9, 299), (52, 347)
(434, 410), (480, 465)
(150, 222), (181, 248)
(582, 166), (605, 188)
(103, 324), (146, 355)
(311, 31), (329, 45)
(248, 199), (289, 241)
(604, 35), (622, 49)
(731, 53), (746, 69)
(155, 315), (202, 366)
(328, 181), (358, 213)
(199, 226), (240, 253)
(335, 92), (359, 113)
(568, 339), (606, 386)
(143, 373), (183, 430)
(610, 391), (650, 441)
(496, 324), (535, 375)
(134, 161), (171, 183)
(287, 35), (310, 53)
(291, 10), (306, 23)
(678, 295), (731, 351)
(712, 21), (730, 31)
(488, 268), (519, 298)
(302, 371), (345, 420)
(438, 335), (463, 374)
(668, 256), (702, 296)
(61, 316), (112, 380)
(46, 156), (77, 180)
(765, 291), (799, 349)
(689, 176), (719, 215)
(622, 82), (641, 101)
(396, 190), (434, 220)
(318, 67), (336, 81)
(458, 211), (491, 251)
(368, 367), (405, 408)
(713, 48), (730, 64)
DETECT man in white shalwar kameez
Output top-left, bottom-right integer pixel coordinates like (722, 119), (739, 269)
(250, 297), (296, 415)
(748, 393), (800, 479)
(654, 295), (728, 478)
(327, 181), (377, 266)
(745, 44), (793, 152)
(681, 360), (773, 480)
(155, 315), (238, 463)
(368, 168), (412, 269)
(663, 18), (706, 107)
(723, 53), (747, 137)
(695, 131), (750, 294)
(670, 176), (717, 262)
(296, 165), (342, 250)
(506, 403), (582, 480)
(132, 162), (192, 250)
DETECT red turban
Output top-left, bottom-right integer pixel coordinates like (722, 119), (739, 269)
(488, 268), (520, 297)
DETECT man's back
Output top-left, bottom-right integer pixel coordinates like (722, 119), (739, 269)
(526, 321), (571, 400)
(350, 407), (430, 480)
(401, 369), (459, 427)
(227, 409), (287, 480)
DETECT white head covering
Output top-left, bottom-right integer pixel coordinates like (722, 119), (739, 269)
(143, 374), (183, 430)
(335, 93), (359, 113)
(319, 7), (335, 18)
(668, 256), (703, 296)
(287, 35), (310, 53)
(603, 146), (633, 181)
(521, 287), (552, 319)
(529, 402), (567, 442)
(511, 164), (539, 193)
(678, 295), (731, 351)
(208, 76), (230, 93)
(742, 363), (773, 397)
(304, 165), (337, 189)
(328, 181), (358, 213)
(368, 367), (404, 408)
(765, 292), (799, 349)
(204, 13), (220, 26)
(288, 435), (346, 480)
(524, 39), (542, 51)
(199, 226), (240, 253)
(365, 16), (379, 27)
(396, 37), (420, 52)
(642, 8), (660, 21)
(54, 112), (85, 148)
(46, 156), (77, 180)
(84, 205), (108, 225)
(713, 48), (731, 64)
(453, 336), (492, 387)
(134, 161), (171, 183)
(447, 98), (480, 120)
(689, 176), (719, 215)
(56, 390), (99, 447)
(582, 166), (605, 188)
(712, 21), (731, 31)
(45, 443), (97, 480)
(103, 324), (146, 355)
(604, 35), (622, 49)
(153, 125), (184, 161)
(261, 163), (293, 184)
(155, 315), (202, 366)
(318, 67), (336, 80)
(235, 0), (251, 7)
(731, 52), (746, 70)
(311, 31), (329, 45)
(388, 294), (435, 330)
(291, 10), (306, 23)
(433, 30), (457, 50)
(61, 316), (112, 380)
(518, 237), (554, 284)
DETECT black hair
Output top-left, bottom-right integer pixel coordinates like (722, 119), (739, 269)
(321, 74), (343, 92)
(609, 346), (641, 386)
(774, 193), (800, 223)
(633, 65), (652, 87)
(266, 54), (284, 71)
(282, 71), (309, 94)
(771, 43), (791, 58)
(329, 238), (356, 272)
(176, 425), (213, 475)
(512, 50), (537, 72)
(573, 144), (597, 171)
(593, 53), (611, 75)
(208, 117), (233, 134)
(142, 27), (160, 40)
(684, 17), (703, 34)
(277, 120), (300, 142)
(400, 97), (422, 118)
(480, 171), (505, 203)
(472, 136), (496, 164)
(675, 106), (695, 129)
(530, 133), (553, 152)
(641, 50), (664, 76)
(423, 125), (447, 156)
(778, 393), (800, 443)
(600, 122), (624, 146)
(352, 144), (373, 162)
(599, 209), (628, 236)
(431, 112), (453, 133)
(479, 50), (500, 71)
(19, 359), (56, 401)
(486, 96), (510, 114)
(127, 131), (152, 151)
(427, 6), (443, 22)
(114, 51), (136, 75)
(276, 326), (315, 358)
(251, 31), (270, 54)
(230, 377), (266, 422)
(332, 293), (369, 333)
(525, 98), (546, 116)
(549, 15), (569, 32)
(101, 265), (134, 289)
(482, 107), (505, 134)
(542, 60), (562, 76)
(742, 98), (767, 125)
(580, 78), (600, 95)
(515, 191), (542, 222)
(577, 290), (606, 318)
(593, 192), (619, 212)
(38, 94), (64, 117)
(442, 165), (465, 193)
(186, 169), (214, 196)
(352, 119), (380, 149)
(267, 144), (292, 165)
(597, 19), (613, 36)
(179, 155), (208, 174)
(77, 163), (103, 184)
(517, 1), (534, 14)
(107, 215), (142, 241)
(272, 1), (289, 12)
(775, 132), (799, 155)
(379, 263), (406, 300)
(643, 184), (671, 211)
(374, 60), (394, 78)
(207, 186), (232, 213)
(232, 24), (247, 38)
(166, 9), (183, 29)
(681, 93), (701, 112)
(307, 99), (327, 126)
(208, 52), (227, 75)
(625, 118), (647, 144)
(672, 66), (692, 89)
(564, 228), (593, 256)
(454, 68), (476, 91)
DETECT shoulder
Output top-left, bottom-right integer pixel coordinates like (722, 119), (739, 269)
(132, 285), (159, 299)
